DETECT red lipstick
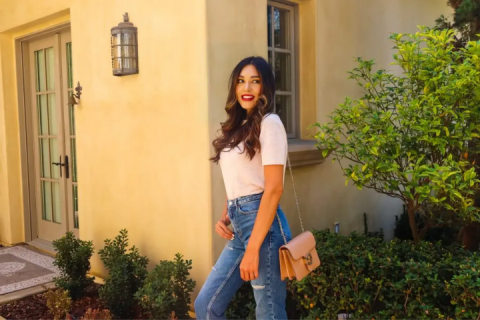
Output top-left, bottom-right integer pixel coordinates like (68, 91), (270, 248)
(241, 95), (254, 101)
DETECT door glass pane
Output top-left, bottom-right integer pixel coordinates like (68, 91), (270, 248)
(66, 42), (73, 88)
(35, 50), (46, 92)
(275, 95), (292, 134)
(73, 184), (79, 228)
(42, 181), (53, 221)
(39, 138), (51, 178)
(268, 50), (273, 66)
(37, 95), (48, 135)
(46, 47), (55, 91)
(69, 93), (76, 135)
(274, 8), (290, 49)
(50, 138), (59, 179)
(71, 138), (77, 182)
(274, 52), (291, 91)
(268, 6), (272, 47)
(52, 182), (62, 223)
(48, 94), (57, 135)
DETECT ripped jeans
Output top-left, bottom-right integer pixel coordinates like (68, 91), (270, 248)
(194, 192), (292, 320)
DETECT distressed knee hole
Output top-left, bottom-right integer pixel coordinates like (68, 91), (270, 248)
(252, 285), (265, 290)
(226, 245), (234, 251)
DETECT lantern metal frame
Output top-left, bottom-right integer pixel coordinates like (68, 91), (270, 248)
(111, 13), (139, 76)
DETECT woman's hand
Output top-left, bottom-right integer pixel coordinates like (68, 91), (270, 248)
(240, 248), (260, 281)
(215, 215), (234, 240)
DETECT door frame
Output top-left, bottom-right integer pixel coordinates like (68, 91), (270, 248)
(15, 22), (71, 246)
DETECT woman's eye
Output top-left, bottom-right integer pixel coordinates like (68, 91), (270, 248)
(238, 79), (244, 83)
(253, 80), (260, 84)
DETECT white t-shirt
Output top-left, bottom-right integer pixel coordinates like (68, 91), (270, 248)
(219, 113), (288, 200)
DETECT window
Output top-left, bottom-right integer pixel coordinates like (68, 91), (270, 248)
(268, 1), (296, 138)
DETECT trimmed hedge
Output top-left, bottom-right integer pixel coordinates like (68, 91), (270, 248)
(228, 230), (480, 319)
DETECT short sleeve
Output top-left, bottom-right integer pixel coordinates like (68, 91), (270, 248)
(259, 114), (288, 166)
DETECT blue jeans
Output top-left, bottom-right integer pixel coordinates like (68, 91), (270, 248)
(195, 192), (292, 320)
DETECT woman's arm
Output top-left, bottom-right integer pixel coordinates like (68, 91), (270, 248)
(240, 164), (284, 281)
(222, 196), (229, 224)
(215, 196), (233, 240)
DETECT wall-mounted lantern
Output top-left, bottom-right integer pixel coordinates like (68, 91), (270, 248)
(111, 13), (138, 76)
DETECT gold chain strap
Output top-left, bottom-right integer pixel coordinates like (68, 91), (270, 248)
(277, 154), (305, 245)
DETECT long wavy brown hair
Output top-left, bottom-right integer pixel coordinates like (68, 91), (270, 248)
(210, 56), (276, 163)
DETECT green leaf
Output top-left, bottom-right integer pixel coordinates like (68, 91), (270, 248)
(443, 127), (450, 136)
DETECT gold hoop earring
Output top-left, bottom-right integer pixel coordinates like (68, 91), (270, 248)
(259, 95), (268, 109)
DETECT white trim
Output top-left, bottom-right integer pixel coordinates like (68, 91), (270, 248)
(16, 24), (73, 244)
(14, 23), (70, 41)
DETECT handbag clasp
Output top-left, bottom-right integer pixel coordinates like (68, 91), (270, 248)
(303, 253), (313, 265)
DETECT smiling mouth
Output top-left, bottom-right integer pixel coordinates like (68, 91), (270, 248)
(241, 95), (254, 101)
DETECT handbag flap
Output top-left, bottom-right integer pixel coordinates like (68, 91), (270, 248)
(280, 231), (316, 260)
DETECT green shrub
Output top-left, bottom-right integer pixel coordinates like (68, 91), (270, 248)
(294, 229), (478, 319)
(363, 212), (384, 240)
(43, 286), (72, 320)
(52, 231), (95, 299)
(445, 256), (480, 319)
(226, 230), (479, 319)
(135, 253), (196, 320)
(81, 308), (112, 320)
(226, 282), (256, 320)
(98, 229), (149, 319)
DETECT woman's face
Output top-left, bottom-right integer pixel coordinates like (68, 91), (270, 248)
(236, 64), (262, 114)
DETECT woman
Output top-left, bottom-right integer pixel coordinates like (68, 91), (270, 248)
(194, 56), (292, 320)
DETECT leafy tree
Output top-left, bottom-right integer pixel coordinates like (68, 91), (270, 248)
(312, 27), (480, 242)
(436, 0), (480, 47)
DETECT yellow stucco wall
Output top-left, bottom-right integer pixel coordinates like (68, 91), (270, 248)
(0, 0), (452, 299)
(0, 0), (213, 292)
(68, 0), (212, 288)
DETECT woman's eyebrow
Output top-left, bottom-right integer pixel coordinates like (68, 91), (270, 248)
(239, 74), (260, 79)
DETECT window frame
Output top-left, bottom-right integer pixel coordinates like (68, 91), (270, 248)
(268, 0), (297, 139)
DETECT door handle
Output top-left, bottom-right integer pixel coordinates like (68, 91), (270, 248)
(65, 155), (70, 179)
(52, 156), (65, 177)
(52, 156), (70, 179)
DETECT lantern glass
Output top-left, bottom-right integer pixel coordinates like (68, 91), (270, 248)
(123, 32), (136, 45)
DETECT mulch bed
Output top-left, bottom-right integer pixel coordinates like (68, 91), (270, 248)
(0, 283), (151, 319)
(0, 283), (107, 320)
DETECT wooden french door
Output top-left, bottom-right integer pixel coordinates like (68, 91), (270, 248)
(26, 30), (79, 242)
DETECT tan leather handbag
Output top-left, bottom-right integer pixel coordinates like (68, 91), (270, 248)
(277, 155), (321, 281)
